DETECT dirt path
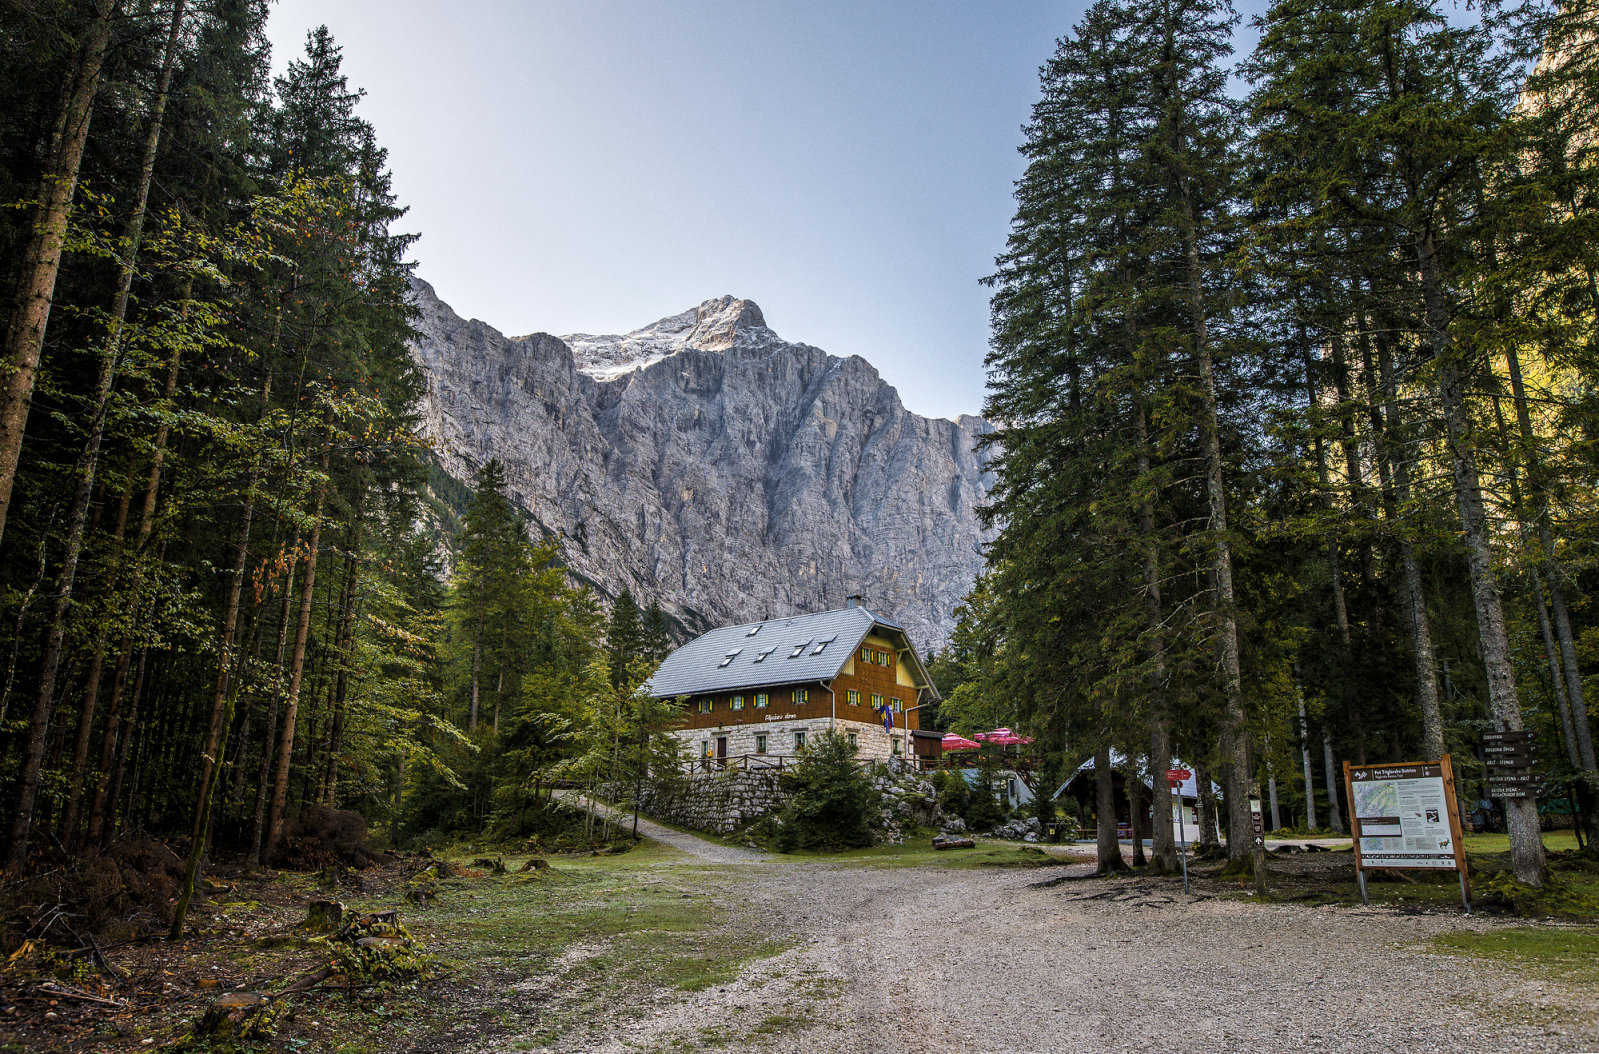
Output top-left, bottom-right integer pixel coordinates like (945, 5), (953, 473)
(556, 858), (1596, 1054)
(555, 790), (772, 863)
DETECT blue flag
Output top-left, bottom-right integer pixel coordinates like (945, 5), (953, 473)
(882, 706), (894, 731)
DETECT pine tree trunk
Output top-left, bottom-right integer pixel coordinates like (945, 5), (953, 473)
(3, 260), (185, 867)
(1417, 231), (1545, 885)
(1320, 729), (1344, 834)
(1094, 746), (1125, 873)
(469, 627), (482, 732)
(104, 646), (150, 840)
(172, 440), (257, 921)
(1136, 402), (1178, 874)
(1194, 761), (1220, 851)
(322, 540), (360, 806)
(56, 0), (187, 847)
(1179, 210), (1250, 862)
(0, 0), (120, 550)
(1502, 345), (1596, 774)
(248, 560), (297, 866)
(1532, 572), (1582, 770)
(63, 464), (135, 847)
(1297, 685), (1319, 830)
(264, 456), (329, 861)
(1369, 320), (1442, 759)
(1305, 337), (1367, 766)
(1126, 763), (1147, 867)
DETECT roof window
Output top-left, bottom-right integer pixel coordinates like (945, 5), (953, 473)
(745, 624), (761, 636)
(753, 647), (774, 663)
(717, 649), (742, 668)
(811, 634), (837, 656)
(789, 640), (812, 659)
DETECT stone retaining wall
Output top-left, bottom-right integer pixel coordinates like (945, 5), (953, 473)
(625, 769), (790, 835)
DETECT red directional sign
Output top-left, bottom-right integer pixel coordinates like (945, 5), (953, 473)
(1165, 768), (1192, 785)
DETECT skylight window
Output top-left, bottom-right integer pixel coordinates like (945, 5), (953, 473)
(746, 624), (761, 636)
(753, 647), (775, 663)
(811, 634), (837, 656)
(717, 649), (742, 668)
(789, 640), (812, 659)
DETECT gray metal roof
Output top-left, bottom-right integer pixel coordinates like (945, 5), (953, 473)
(645, 605), (929, 698)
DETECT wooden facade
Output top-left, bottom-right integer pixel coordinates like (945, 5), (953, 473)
(675, 633), (922, 736)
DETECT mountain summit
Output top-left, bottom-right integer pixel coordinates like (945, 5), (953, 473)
(408, 278), (993, 650)
(556, 296), (773, 381)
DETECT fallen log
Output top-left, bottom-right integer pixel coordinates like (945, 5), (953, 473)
(932, 838), (975, 850)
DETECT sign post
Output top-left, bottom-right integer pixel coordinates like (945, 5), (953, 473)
(1166, 768), (1191, 895)
(1345, 755), (1470, 912)
(1481, 731), (1537, 806)
(1249, 790), (1268, 896)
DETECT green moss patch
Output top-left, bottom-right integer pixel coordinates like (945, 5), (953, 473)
(1431, 927), (1599, 985)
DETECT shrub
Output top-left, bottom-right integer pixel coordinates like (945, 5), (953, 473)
(962, 765), (1005, 831)
(774, 731), (876, 851)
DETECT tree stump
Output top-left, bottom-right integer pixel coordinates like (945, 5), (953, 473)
(471, 856), (507, 875)
(519, 857), (549, 873)
(303, 899), (345, 932)
(193, 992), (277, 1040)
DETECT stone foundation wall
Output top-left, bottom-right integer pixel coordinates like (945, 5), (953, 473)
(629, 768), (791, 835)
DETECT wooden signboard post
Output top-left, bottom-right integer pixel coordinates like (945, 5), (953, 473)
(1344, 755), (1470, 912)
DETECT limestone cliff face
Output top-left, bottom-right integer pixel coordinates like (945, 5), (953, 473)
(409, 278), (994, 651)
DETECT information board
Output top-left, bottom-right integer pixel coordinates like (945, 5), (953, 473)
(1343, 756), (1470, 910)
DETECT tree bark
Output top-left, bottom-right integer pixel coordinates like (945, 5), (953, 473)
(1296, 684), (1319, 830)
(1094, 746), (1125, 873)
(1502, 345), (1595, 774)
(1532, 572), (1582, 770)
(1126, 761), (1147, 867)
(1136, 401), (1179, 874)
(56, 0), (187, 847)
(0, 0), (121, 550)
(1417, 230), (1545, 885)
(248, 558), (297, 866)
(1194, 760), (1220, 851)
(264, 453), (329, 861)
(1367, 316), (1443, 759)
(322, 536), (360, 807)
(1321, 728), (1344, 834)
(83, 306), (186, 846)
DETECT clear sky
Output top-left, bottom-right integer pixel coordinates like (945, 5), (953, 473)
(261, 1), (1088, 420)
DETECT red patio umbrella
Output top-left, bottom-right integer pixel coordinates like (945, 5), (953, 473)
(941, 733), (981, 751)
(975, 727), (1034, 746)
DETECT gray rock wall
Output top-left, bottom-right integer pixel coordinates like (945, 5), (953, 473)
(632, 769), (789, 835)
(408, 279), (994, 651)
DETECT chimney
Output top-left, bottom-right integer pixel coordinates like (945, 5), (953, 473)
(846, 594), (864, 609)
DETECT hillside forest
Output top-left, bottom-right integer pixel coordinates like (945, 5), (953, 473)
(942, 0), (1599, 887)
(0, 1), (676, 923)
(0, 0), (1595, 916)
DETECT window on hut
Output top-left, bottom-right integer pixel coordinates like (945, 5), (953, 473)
(755, 692), (769, 708)
(731, 695), (744, 711)
(756, 734), (768, 754)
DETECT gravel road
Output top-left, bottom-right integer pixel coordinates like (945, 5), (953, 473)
(552, 839), (1597, 1054)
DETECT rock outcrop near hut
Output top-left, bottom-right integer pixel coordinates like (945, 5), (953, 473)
(408, 278), (993, 650)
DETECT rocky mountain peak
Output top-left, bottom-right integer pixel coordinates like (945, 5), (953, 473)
(555, 295), (772, 382)
(408, 276), (994, 651)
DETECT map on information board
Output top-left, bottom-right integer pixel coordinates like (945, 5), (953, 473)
(1350, 763), (1458, 869)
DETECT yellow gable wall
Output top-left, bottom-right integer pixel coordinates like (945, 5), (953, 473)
(850, 635), (917, 689)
